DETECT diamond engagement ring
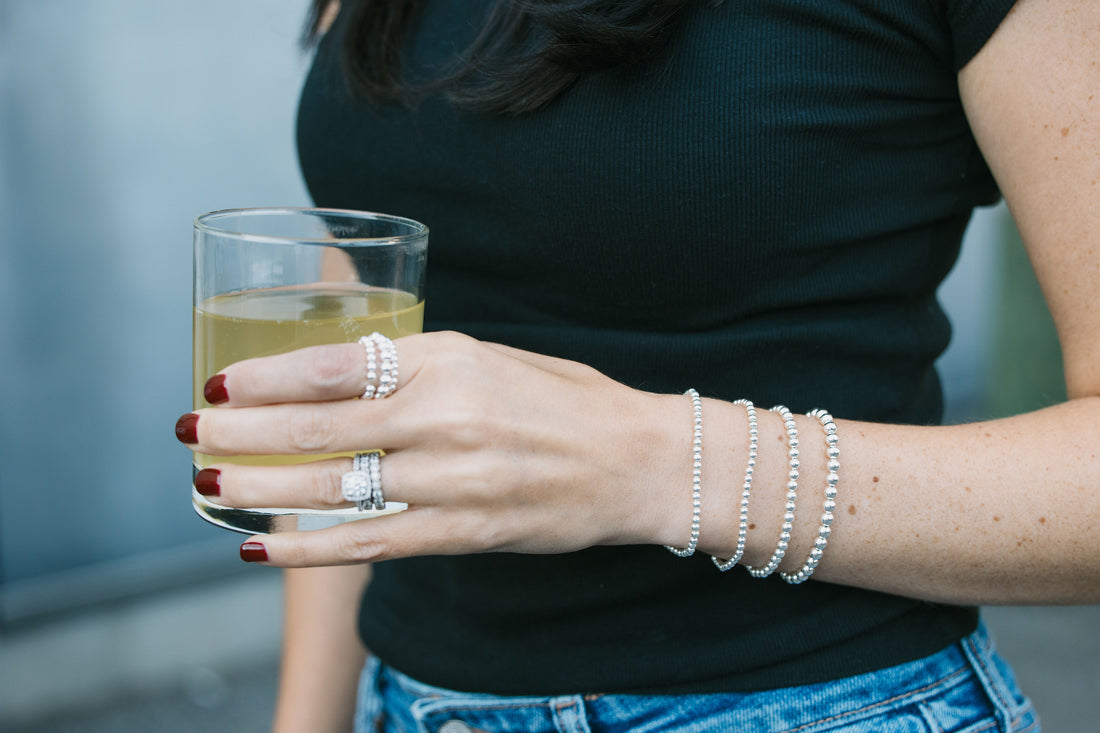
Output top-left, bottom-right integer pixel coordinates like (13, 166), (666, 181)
(342, 451), (385, 511)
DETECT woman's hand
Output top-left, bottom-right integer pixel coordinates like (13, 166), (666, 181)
(176, 332), (689, 566)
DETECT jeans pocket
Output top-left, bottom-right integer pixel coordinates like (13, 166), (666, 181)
(409, 698), (548, 733)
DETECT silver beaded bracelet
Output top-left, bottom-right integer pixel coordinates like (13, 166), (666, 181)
(744, 405), (799, 578)
(712, 399), (757, 571)
(781, 409), (839, 584)
(665, 388), (703, 558)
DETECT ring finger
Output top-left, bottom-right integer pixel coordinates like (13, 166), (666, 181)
(200, 453), (409, 510)
(196, 449), (444, 511)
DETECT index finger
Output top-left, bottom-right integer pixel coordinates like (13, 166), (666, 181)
(209, 339), (404, 407)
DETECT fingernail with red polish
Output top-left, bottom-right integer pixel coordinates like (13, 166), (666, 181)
(240, 542), (268, 563)
(204, 374), (229, 405)
(175, 413), (199, 444)
(194, 468), (220, 496)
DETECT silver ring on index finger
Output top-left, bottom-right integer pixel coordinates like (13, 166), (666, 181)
(358, 333), (399, 399)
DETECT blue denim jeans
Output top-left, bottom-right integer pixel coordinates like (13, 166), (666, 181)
(354, 623), (1037, 732)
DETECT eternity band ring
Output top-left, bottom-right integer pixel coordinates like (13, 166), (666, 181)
(358, 333), (399, 400)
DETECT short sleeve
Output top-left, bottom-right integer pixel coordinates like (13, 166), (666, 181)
(947, 0), (1020, 71)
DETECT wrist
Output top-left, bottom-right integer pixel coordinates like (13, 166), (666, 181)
(614, 391), (694, 548)
(631, 393), (752, 553)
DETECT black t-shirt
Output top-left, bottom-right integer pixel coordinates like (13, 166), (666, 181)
(297, 0), (1017, 695)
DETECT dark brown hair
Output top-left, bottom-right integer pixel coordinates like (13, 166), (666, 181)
(306, 0), (693, 115)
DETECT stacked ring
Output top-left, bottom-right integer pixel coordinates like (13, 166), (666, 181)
(366, 451), (385, 511)
(359, 333), (399, 399)
(342, 451), (385, 511)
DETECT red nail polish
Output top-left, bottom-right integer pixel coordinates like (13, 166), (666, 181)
(175, 413), (199, 444)
(204, 374), (229, 404)
(240, 542), (268, 562)
(195, 468), (220, 496)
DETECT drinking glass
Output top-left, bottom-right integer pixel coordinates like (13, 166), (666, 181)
(192, 207), (428, 534)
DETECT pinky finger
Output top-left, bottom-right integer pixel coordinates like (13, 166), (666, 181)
(236, 507), (485, 567)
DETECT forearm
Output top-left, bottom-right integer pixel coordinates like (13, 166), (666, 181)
(273, 565), (371, 733)
(674, 395), (1100, 606)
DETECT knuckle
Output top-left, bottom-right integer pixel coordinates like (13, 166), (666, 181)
(334, 528), (386, 563)
(284, 544), (310, 568)
(433, 330), (477, 352)
(433, 333), (484, 371)
(434, 406), (488, 449)
(314, 463), (349, 507)
(459, 511), (509, 553)
(311, 345), (362, 391)
(284, 405), (337, 453)
(447, 457), (497, 502)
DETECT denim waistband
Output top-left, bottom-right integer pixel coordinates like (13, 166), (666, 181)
(356, 622), (1038, 733)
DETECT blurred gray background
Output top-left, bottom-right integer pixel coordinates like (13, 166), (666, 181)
(0, 1), (1096, 731)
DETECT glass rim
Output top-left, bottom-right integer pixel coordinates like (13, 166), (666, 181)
(194, 207), (429, 247)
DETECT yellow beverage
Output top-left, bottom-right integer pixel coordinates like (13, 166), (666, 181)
(193, 284), (423, 468)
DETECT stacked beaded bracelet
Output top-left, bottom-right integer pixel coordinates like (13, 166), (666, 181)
(662, 393), (839, 584)
(712, 399), (757, 571)
(665, 388), (703, 558)
(744, 405), (800, 578)
(781, 409), (839, 584)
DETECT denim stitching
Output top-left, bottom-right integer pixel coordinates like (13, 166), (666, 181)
(414, 696), (585, 733)
(945, 634), (1037, 733)
(552, 697), (592, 733)
(784, 667), (968, 733)
(419, 699), (554, 714)
(917, 701), (945, 733)
(1014, 713), (1040, 733)
(962, 634), (1013, 731)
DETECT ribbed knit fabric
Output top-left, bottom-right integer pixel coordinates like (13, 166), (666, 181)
(297, 0), (1016, 695)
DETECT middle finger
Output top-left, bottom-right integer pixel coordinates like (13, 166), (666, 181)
(186, 399), (408, 456)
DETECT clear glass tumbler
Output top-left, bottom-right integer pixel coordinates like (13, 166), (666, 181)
(192, 207), (428, 534)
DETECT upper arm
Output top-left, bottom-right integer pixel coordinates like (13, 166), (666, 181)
(958, 0), (1100, 398)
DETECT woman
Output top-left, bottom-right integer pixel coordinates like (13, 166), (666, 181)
(176, 0), (1098, 730)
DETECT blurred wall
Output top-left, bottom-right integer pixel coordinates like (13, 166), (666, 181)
(0, 1), (311, 621)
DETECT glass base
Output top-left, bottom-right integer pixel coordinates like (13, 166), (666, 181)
(192, 488), (407, 535)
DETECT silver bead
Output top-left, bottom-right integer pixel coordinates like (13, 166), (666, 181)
(666, 389), (703, 558)
(780, 409), (839, 585)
